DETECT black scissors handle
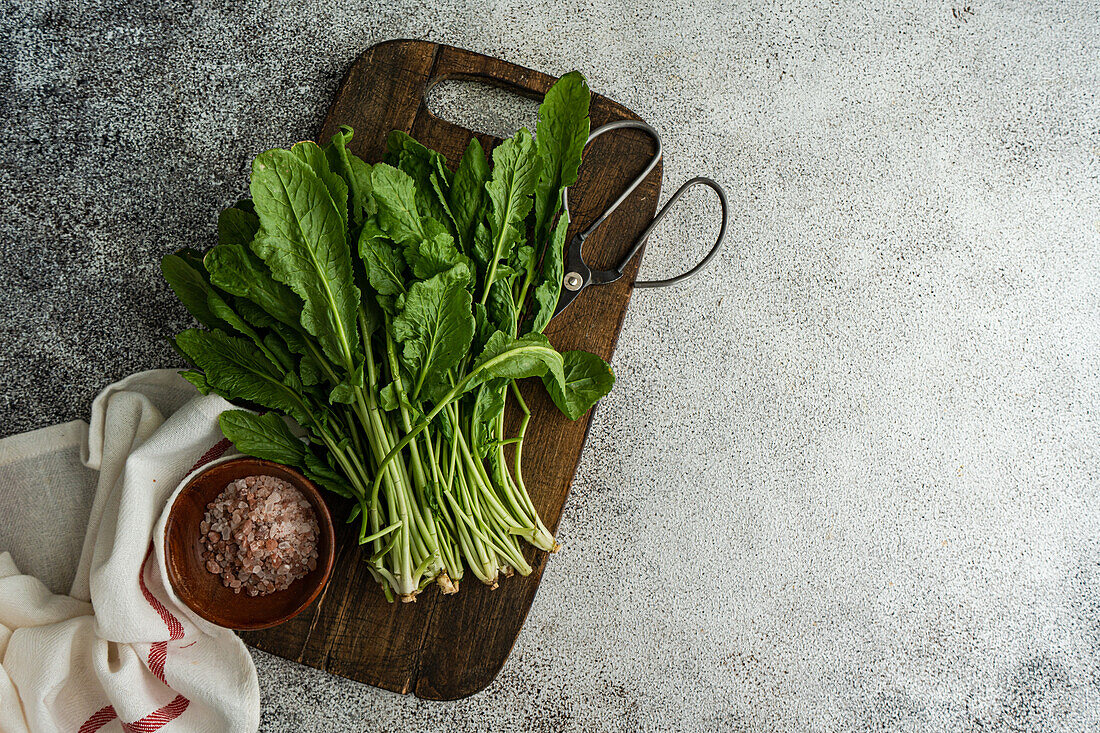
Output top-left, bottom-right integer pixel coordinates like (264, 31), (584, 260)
(553, 119), (729, 319)
(630, 176), (728, 289)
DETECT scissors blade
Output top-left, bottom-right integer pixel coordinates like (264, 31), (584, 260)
(553, 279), (584, 319)
(551, 234), (591, 320)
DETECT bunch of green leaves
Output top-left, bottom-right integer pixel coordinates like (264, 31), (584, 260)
(163, 71), (614, 602)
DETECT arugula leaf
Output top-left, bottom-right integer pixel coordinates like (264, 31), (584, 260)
(324, 125), (375, 226)
(269, 321), (327, 386)
(471, 221), (493, 273)
(263, 332), (296, 373)
(370, 163), (426, 246)
(162, 250), (278, 366)
(429, 172), (459, 236)
(291, 140), (350, 231)
(533, 71), (590, 250)
(482, 128), (542, 297)
(282, 370), (304, 393)
(541, 349), (615, 420)
(466, 331), (565, 391)
(511, 244), (536, 283)
(398, 150), (451, 230)
(527, 213), (569, 334)
(250, 148), (361, 368)
(325, 358), (365, 400)
(387, 131), (454, 231)
(469, 380), (506, 458)
(303, 450), (356, 498)
(217, 206), (260, 247)
(519, 71), (590, 335)
(471, 303), (496, 355)
(486, 280), (516, 334)
(379, 382), (399, 412)
(218, 410), (307, 468)
(360, 291), (383, 337)
(161, 250), (232, 331)
(204, 243), (303, 329)
(358, 219), (407, 297)
(379, 381), (424, 422)
(233, 297), (277, 329)
(174, 328), (314, 426)
(180, 369), (216, 395)
(449, 137), (490, 254)
(330, 381), (357, 404)
(403, 220), (471, 281)
(393, 264), (475, 399)
(203, 292), (268, 348)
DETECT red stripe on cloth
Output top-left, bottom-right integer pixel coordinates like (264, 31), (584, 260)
(188, 438), (232, 473)
(139, 546), (184, 641)
(120, 694), (190, 733)
(77, 705), (117, 733)
(148, 641), (168, 684)
(78, 434), (232, 733)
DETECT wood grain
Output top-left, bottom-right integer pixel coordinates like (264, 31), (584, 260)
(240, 39), (662, 700)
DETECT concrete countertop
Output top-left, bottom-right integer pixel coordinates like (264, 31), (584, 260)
(3, 1), (1098, 730)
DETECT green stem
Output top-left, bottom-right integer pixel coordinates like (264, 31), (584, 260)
(444, 490), (530, 573)
(508, 380), (538, 518)
(454, 426), (529, 530)
(492, 405), (531, 522)
(366, 344), (561, 501)
(361, 520), (403, 545)
(454, 466), (495, 582)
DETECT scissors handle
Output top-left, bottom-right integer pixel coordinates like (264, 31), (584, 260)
(561, 120), (662, 240)
(552, 122), (730, 320)
(562, 121), (729, 289)
(629, 176), (729, 288)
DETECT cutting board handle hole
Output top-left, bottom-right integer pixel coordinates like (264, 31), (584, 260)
(425, 77), (540, 140)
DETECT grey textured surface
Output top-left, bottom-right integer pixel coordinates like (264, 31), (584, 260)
(3, 0), (1100, 731)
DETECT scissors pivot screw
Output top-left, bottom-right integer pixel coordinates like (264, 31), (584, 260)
(563, 272), (584, 291)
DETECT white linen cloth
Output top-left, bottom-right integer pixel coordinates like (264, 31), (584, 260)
(0, 370), (260, 732)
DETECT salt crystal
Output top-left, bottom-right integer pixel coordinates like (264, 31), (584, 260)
(199, 474), (319, 597)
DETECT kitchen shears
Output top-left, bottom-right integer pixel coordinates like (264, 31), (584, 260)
(552, 120), (729, 320)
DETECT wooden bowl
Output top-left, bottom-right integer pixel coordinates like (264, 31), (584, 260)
(164, 457), (336, 630)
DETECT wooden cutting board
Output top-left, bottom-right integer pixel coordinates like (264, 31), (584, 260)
(240, 39), (662, 700)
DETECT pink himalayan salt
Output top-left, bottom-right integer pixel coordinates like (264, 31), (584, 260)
(199, 474), (319, 597)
